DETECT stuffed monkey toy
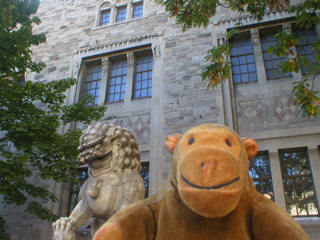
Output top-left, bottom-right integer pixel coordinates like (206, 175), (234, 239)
(94, 124), (309, 240)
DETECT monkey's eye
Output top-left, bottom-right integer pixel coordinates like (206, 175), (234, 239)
(188, 138), (195, 145)
(225, 139), (232, 147)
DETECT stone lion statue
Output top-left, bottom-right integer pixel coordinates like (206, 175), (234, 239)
(52, 123), (145, 240)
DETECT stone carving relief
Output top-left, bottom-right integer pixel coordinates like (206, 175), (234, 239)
(217, 33), (226, 46)
(100, 1), (111, 9)
(237, 100), (267, 128)
(283, 23), (292, 34)
(52, 123), (145, 240)
(115, 0), (126, 6)
(251, 29), (260, 45)
(127, 52), (134, 67)
(152, 44), (161, 59)
(111, 114), (151, 139)
(271, 96), (302, 122)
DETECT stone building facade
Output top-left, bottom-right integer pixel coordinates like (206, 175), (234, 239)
(1, 0), (320, 239)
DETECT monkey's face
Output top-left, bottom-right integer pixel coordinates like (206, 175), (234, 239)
(166, 125), (257, 218)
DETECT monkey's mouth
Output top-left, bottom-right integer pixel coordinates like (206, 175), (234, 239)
(181, 174), (240, 190)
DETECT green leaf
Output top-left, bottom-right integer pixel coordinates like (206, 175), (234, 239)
(0, 0), (106, 227)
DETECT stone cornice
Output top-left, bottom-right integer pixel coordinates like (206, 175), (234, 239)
(75, 32), (162, 57)
(216, 9), (296, 30)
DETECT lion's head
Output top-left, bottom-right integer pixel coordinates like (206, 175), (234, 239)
(78, 123), (141, 176)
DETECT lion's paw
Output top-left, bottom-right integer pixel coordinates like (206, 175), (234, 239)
(52, 217), (76, 240)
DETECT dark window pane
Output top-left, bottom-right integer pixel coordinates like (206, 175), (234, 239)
(248, 64), (256, 72)
(100, 10), (111, 26)
(230, 36), (257, 84)
(107, 60), (127, 103)
(238, 56), (245, 64)
(134, 54), (153, 99)
(249, 152), (274, 201)
(116, 6), (127, 22)
(67, 168), (89, 215)
(83, 64), (102, 105)
(233, 75), (241, 84)
(133, 2), (143, 18)
(261, 31), (292, 80)
(279, 148), (319, 216)
(246, 55), (255, 63)
(231, 57), (239, 65)
(230, 48), (238, 56)
(240, 65), (248, 73)
(295, 26), (317, 75)
(238, 46), (245, 55)
(232, 66), (240, 74)
(241, 74), (249, 82)
(141, 89), (147, 97)
(140, 162), (150, 197)
(245, 45), (253, 54)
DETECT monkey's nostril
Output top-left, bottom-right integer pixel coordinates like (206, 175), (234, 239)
(201, 162), (218, 169)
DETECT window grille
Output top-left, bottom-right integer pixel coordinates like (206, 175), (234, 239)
(134, 55), (153, 99)
(132, 2), (143, 19)
(84, 64), (102, 105)
(279, 148), (319, 216)
(100, 9), (111, 26)
(261, 30), (292, 80)
(107, 60), (127, 102)
(295, 27), (317, 75)
(116, 6), (127, 23)
(249, 152), (274, 201)
(67, 168), (89, 215)
(230, 36), (258, 84)
(140, 162), (150, 198)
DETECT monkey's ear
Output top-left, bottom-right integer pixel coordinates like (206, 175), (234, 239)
(242, 138), (258, 159)
(165, 134), (183, 154)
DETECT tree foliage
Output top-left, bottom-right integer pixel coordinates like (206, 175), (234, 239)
(0, 0), (107, 233)
(157, 0), (320, 118)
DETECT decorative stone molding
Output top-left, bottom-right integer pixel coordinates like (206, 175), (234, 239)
(152, 43), (161, 59)
(100, 1), (111, 9)
(250, 29), (260, 45)
(217, 33), (227, 46)
(283, 23), (292, 34)
(101, 57), (109, 71)
(115, 0), (126, 6)
(127, 52), (134, 67)
(75, 33), (162, 58)
(217, 9), (295, 30)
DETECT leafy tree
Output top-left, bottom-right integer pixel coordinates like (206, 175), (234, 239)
(0, 0), (107, 236)
(157, 0), (320, 117)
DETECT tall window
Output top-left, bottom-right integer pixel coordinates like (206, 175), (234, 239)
(107, 60), (127, 103)
(260, 28), (292, 80)
(116, 6), (127, 22)
(134, 54), (153, 99)
(84, 64), (102, 105)
(249, 152), (274, 200)
(132, 1), (143, 19)
(67, 168), (89, 215)
(230, 35), (258, 84)
(295, 26), (317, 75)
(100, 9), (111, 26)
(140, 162), (150, 197)
(279, 148), (319, 216)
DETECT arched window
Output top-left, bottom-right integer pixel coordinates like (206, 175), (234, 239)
(98, 2), (111, 26)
